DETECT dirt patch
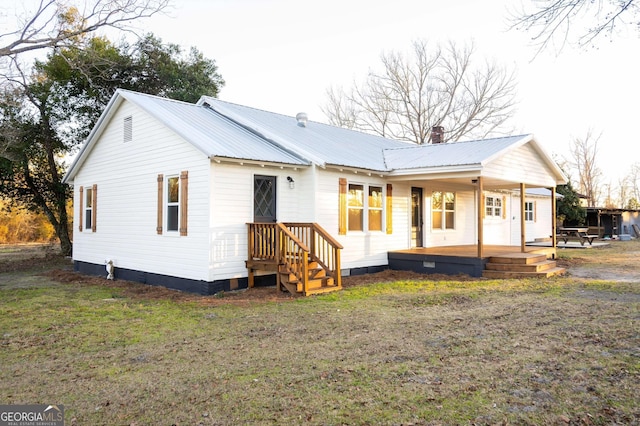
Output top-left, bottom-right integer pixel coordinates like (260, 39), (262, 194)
(4, 241), (640, 305)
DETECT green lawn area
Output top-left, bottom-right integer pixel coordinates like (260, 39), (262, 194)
(1, 241), (639, 425)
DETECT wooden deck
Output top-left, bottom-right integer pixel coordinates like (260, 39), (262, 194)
(392, 245), (556, 259)
(388, 245), (559, 278)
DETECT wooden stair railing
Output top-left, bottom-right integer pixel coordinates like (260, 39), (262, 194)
(247, 223), (343, 296)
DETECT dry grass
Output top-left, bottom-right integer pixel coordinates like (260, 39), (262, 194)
(0, 241), (639, 425)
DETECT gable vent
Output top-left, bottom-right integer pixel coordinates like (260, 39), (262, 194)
(123, 116), (133, 142)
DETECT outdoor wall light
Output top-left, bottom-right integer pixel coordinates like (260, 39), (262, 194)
(471, 179), (478, 184)
(287, 176), (295, 189)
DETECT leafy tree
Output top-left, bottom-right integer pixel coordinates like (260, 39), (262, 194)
(556, 181), (586, 226)
(0, 35), (224, 255)
(323, 39), (517, 144)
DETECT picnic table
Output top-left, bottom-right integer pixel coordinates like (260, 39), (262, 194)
(557, 227), (598, 246)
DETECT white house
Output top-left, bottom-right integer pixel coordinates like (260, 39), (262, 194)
(62, 89), (568, 295)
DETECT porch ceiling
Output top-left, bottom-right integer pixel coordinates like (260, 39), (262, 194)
(387, 174), (544, 191)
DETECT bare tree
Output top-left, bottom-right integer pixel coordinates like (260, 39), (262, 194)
(0, 0), (170, 58)
(626, 162), (640, 208)
(570, 130), (604, 207)
(510, 0), (639, 54)
(322, 40), (518, 144)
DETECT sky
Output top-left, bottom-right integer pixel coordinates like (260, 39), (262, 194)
(4, 0), (640, 185)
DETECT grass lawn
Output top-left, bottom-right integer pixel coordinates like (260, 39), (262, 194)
(0, 241), (639, 425)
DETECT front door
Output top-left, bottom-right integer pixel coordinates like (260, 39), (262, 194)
(411, 187), (423, 248)
(254, 175), (277, 222)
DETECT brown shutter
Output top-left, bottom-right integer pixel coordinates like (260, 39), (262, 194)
(179, 171), (188, 236)
(78, 186), (84, 232)
(386, 183), (393, 234)
(502, 196), (507, 219)
(482, 193), (486, 219)
(338, 178), (347, 235)
(92, 184), (97, 232)
(534, 200), (537, 223)
(157, 174), (163, 234)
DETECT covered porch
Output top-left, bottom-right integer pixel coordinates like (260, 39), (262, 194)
(388, 245), (556, 277)
(388, 244), (558, 278)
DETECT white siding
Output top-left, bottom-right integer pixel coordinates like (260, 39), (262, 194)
(509, 193), (554, 245)
(485, 144), (559, 187)
(72, 100), (211, 280)
(315, 170), (411, 270)
(207, 163), (314, 281)
(423, 186), (478, 247)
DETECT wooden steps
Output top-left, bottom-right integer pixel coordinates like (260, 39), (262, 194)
(482, 253), (566, 279)
(278, 261), (341, 296)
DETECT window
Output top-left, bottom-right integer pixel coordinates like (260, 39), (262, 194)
(157, 172), (188, 236)
(85, 186), (93, 231)
(79, 184), (97, 232)
(368, 186), (383, 231)
(348, 184), (364, 231)
(342, 182), (386, 233)
(166, 175), (180, 232)
(485, 195), (502, 217)
(432, 191), (455, 230)
(525, 201), (535, 222)
(123, 116), (132, 142)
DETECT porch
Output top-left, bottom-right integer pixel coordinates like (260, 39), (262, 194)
(388, 244), (563, 278)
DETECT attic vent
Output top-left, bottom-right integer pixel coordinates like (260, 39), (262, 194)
(296, 112), (308, 128)
(123, 116), (133, 142)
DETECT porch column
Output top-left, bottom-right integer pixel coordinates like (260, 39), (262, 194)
(520, 183), (526, 253)
(551, 186), (557, 250)
(477, 176), (484, 258)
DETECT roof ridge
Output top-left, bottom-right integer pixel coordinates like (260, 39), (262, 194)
(383, 134), (533, 152)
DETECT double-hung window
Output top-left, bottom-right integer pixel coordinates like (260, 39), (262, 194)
(157, 171), (188, 236)
(368, 186), (383, 231)
(432, 191), (455, 230)
(166, 175), (180, 232)
(347, 183), (384, 232)
(524, 201), (535, 222)
(79, 184), (97, 232)
(348, 184), (364, 231)
(485, 195), (503, 218)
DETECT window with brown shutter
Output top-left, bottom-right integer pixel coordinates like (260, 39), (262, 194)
(179, 171), (188, 236)
(158, 172), (188, 236)
(386, 184), (393, 234)
(338, 178), (347, 235)
(157, 174), (163, 234)
(91, 184), (97, 232)
(79, 186), (84, 232)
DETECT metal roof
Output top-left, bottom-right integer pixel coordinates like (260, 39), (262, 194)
(382, 135), (531, 171)
(119, 90), (308, 165)
(198, 96), (412, 171)
(64, 90), (566, 186)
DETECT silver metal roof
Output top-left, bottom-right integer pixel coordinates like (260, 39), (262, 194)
(64, 90), (565, 186)
(120, 91), (308, 165)
(199, 96), (412, 172)
(382, 135), (531, 171)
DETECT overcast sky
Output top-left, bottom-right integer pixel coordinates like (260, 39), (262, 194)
(5, 0), (640, 185)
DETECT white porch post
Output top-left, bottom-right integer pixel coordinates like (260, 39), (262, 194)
(477, 176), (484, 258)
(520, 183), (526, 253)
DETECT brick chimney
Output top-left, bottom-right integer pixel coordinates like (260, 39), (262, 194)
(430, 126), (444, 144)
